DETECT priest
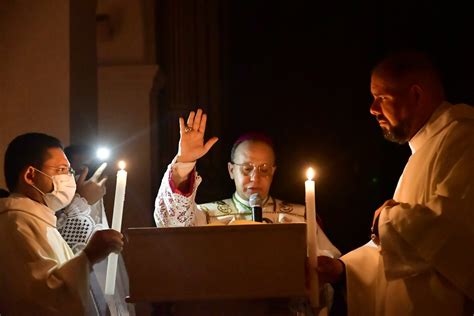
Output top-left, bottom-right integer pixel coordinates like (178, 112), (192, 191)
(317, 51), (474, 315)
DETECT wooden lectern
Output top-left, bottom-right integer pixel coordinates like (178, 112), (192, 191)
(124, 223), (309, 315)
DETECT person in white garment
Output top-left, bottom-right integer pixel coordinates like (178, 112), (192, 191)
(0, 133), (124, 315)
(59, 145), (109, 253)
(153, 109), (341, 314)
(317, 51), (474, 315)
(57, 144), (134, 316)
(154, 109), (339, 253)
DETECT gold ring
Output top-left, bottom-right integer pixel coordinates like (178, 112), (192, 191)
(184, 126), (193, 133)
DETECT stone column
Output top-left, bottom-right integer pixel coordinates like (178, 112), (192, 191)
(98, 65), (158, 228)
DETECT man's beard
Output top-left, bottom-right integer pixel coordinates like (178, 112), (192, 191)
(381, 123), (410, 144)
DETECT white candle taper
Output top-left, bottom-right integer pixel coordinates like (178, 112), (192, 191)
(105, 160), (127, 295)
(305, 167), (319, 308)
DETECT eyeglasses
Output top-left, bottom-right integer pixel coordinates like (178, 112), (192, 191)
(43, 165), (75, 176)
(231, 162), (275, 177)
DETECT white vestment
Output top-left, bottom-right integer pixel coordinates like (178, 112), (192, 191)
(0, 194), (91, 315)
(153, 160), (341, 315)
(153, 160), (341, 258)
(341, 102), (474, 315)
(58, 195), (134, 316)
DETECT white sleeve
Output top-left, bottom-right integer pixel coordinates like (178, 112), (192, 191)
(57, 195), (98, 253)
(0, 217), (91, 314)
(153, 159), (207, 227)
(379, 123), (474, 299)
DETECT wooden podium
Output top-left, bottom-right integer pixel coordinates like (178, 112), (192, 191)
(124, 223), (308, 315)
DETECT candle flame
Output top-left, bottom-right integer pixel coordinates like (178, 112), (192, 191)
(306, 167), (315, 180)
(118, 160), (126, 170)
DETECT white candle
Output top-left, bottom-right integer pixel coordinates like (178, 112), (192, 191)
(105, 160), (127, 295)
(305, 167), (319, 308)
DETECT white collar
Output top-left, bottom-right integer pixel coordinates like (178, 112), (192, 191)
(409, 101), (451, 154)
(0, 193), (57, 227)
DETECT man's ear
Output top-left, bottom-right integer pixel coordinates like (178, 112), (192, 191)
(411, 84), (423, 105)
(227, 162), (234, 180)
(23, 166), (36, 185)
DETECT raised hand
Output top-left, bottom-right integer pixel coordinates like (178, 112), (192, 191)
(176, 108), (219, 163)
(76, 162), (108, 205)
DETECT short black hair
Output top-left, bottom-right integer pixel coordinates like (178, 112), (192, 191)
(4, 133), (63, 192)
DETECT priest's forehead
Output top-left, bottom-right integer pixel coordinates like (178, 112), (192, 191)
(232, 140), (275, 164)
(230, 132), (274, 162)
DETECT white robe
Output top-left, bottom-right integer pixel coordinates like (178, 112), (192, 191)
(0, 194), (91, 315)
(58, 195), (134, 316)
(341, 102), (474, 315)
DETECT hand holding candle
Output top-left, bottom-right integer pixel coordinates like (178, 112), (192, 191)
(105, 160), (127, 295)
(305, 167), (319, 308)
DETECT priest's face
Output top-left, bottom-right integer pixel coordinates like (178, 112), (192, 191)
(228, 140), (276, 201)
(24, 147), (72, 204)
(369, 71), (418, 144)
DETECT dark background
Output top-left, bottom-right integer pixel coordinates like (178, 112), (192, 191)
(158, 1), (474, 254)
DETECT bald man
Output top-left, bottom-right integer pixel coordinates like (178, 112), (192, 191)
(153, 109), (341, 314)
(318, 51), (474, 315)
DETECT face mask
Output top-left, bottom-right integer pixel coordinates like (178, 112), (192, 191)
(31, 168), (77, 211)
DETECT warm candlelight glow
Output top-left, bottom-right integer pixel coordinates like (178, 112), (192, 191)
(105, 160), (128, 295)
(118, 160), (126, 170)
(305, 165), (319, 307)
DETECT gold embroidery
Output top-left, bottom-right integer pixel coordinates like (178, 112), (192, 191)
(279, 201), (294, 213)
(216, 200), (232, 214)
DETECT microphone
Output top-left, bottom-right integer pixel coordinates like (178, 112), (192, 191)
(249, 193), (263, 222)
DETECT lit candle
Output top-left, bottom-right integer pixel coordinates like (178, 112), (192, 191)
(305, 167), (319, 308)
(105, 160), (127, 295)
